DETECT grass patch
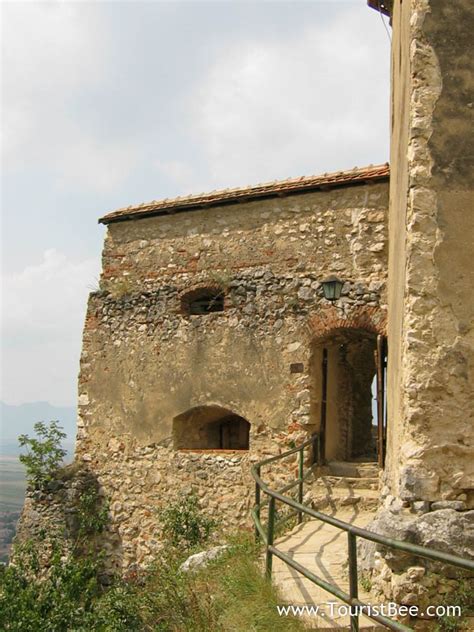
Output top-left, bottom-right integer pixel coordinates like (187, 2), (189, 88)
(2, 533), (307, 631)
(134, 534), (306, 631)
(433, 579), (473, 632)
(192, 535), (306, 631)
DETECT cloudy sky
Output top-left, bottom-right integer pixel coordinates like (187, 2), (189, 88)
(1, 1), (390, 407)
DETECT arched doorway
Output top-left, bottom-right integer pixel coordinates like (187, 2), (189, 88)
(310, 328), (384, 464)
(173, 405), (250, 451)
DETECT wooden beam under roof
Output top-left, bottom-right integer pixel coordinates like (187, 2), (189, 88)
(367, 0), (392, 18)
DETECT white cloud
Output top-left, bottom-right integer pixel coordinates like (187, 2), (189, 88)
(1, 2), (390, 407)
(154, 159), (199, 192)
(55, 137), (141, 193)
(2, 1), (139, 193)
(3, 2), (102, 156)
(1, 250), (100, 405)
(191, 8), (390, 187)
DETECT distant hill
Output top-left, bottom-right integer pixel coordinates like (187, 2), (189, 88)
(0, 401), (76, 456)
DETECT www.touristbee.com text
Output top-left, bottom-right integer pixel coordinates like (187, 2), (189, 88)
(276, 602), (461, 619)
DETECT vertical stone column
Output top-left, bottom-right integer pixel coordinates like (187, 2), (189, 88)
(371, 0), (474, 612)
(387, 0), (474, 509)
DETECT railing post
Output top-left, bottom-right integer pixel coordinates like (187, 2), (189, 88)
(312, 433), (320, 466)
(348, 532), (359, 632)
(265, 496), (276, 579)
(255, 465), (261, 541)
(298, 446), (304, 523)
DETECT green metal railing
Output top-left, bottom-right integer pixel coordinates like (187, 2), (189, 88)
(251, 435), (474, 632)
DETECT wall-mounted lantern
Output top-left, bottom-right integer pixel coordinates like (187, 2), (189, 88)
(321, 276), (344, 302)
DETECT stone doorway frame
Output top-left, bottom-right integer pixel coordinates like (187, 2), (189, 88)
(307, 307), (387, 466)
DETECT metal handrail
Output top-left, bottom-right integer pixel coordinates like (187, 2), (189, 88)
(251, 434), (474, 632)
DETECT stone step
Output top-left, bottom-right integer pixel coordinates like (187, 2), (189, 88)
(273, 510), (384, 630)
(307, 624), (387, 631)
(312, 475), (379, 491)
(327, 461), (379, 479)
(306, 488), (380, 512)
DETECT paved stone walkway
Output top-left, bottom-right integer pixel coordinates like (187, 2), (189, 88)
(272, 508), (385, 630)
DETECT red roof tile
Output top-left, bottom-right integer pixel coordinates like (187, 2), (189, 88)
(99, 163), (389, 225)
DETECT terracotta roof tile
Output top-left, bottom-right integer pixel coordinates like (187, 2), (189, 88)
(99, 163), (389, 224)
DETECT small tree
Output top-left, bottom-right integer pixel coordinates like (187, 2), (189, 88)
(159, 492), (216, 549)
(18, 421), (67, 490)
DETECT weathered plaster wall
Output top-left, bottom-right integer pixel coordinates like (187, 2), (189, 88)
(72, 182), (388, 568)
(373, 0), (474, 613)
(78, 184), (388, 452)
(385, 0), (474, 507)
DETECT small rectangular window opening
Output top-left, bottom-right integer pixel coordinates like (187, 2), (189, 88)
(188, 291), (224, 315)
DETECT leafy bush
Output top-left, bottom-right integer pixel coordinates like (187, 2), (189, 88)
(76, 486), (109, 537)
(1, 534), (306, 632)
(0, 539), (141, 632)
(18, 421), (67, 490)
(159, 492), (216, 549)
(434, 580), (473, 632)
(360, 572), (372, 592)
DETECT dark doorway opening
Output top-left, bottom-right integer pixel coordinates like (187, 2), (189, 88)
(311, 329), (384, 464)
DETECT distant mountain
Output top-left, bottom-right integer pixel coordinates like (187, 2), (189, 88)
(0, 401), (76, 456)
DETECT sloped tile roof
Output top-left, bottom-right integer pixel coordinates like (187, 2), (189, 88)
(99, 163), (389, 225)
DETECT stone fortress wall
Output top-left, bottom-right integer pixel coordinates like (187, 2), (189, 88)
(366, 0), (474, 607)
(13, 0), (473, 614)
(386, 0), (474, 516)
(73, 178), (388, 570)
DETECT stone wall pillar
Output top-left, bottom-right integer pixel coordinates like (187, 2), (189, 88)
(371, 0), (474, 617)
(386, 0), (474, 513)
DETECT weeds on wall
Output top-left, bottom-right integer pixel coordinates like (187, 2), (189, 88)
(205, 268), (232, 289)
(158, 492), (217, 549)
(359, 572), (372, 593)
(111, 276), (134, 299)
(87, 275), (102, 293)
(76, 486), (109, 538)
(434, 580), (473, 632)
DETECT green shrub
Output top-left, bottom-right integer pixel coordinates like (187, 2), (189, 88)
(360, 572), (372, 592)
(2, 534), (306, 631)
(76, 486), (109, 537)
(434, 580), (473, 632)
(18, 421), (67, 490)
(0, 538), (142, 632)
(159, 492), (216, 549)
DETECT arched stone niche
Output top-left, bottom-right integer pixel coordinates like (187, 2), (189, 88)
(173, 405), (250, 451)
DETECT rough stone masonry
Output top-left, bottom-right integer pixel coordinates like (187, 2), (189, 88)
(70, 166), (389, 571)
(365, 0), (474, 610)
(14, 2), (473, 616)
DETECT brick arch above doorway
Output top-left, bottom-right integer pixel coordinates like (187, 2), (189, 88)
(306, 306), (387, 342)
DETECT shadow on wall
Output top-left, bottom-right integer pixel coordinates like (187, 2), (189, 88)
(13, 463), (124, 580)
(173, 405), (250, 451)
